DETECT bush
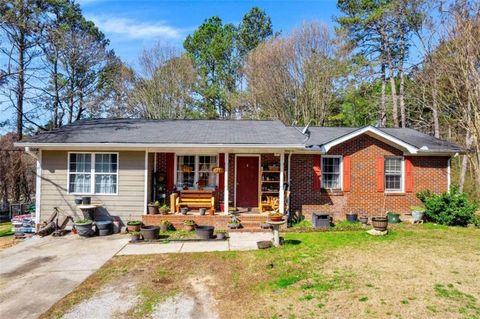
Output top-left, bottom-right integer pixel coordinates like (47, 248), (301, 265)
(417, 186), (478, 226)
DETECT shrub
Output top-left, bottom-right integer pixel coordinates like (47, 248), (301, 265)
(417, 186), (478, 226)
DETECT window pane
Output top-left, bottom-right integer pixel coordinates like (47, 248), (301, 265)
(69, 173), (91, 193)
(95, 154), (118, 173)
(385, 175), (401, 190)
(198, 156), (217, 187)
(177, 155), (195, 188)
(95, 174), (117, 194)
(385, 157), (402, 191)
(321, 157), (341, 189)
(70, 153), (91, 172)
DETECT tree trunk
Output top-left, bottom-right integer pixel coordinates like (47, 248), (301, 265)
(380, 62), (387, 127)
(53, 56), (60, 128)
(398, 29), (406, 128)
(459, 132), (473, 192)
(388, 63), (399, 127)
(431, 78), (440, 138)
(16, 31), (25, 140)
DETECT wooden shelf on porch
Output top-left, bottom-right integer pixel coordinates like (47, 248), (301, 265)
(259, 169), (285, 213)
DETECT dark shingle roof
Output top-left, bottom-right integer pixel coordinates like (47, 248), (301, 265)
(24, 119), (302, 145)
(21, 119), (462, 153)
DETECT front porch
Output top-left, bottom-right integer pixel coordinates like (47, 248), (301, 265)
(147, 152), (289, 214)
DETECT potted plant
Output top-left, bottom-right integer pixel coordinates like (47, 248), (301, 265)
(387, 211), (400, 224)
(159, 204), (169, 215)
(127, 220), (142, 232)
(159, 220), (172, 232)
(74, 219), (93, 237)
(268, 211), (284, 222)
(148, 201), (160, 214)
(216, 229), (226, 240)
(212, 167), (224, 174)
(130, 231), (141, 241)
(359, 215), (369, 225)
(346, 212), (358, 223)
(410, 206), (425, 222)
(227, 215), (241, 229)
(371, 216), (388, 231)
(140, 225), (160, 240)
(183, 220), (195, 231)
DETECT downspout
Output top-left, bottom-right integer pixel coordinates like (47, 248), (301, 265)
(24, 147), (41, 224)
(287, 151), (292, 220)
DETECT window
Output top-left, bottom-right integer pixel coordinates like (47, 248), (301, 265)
(321, 156), (342, 190)
(385, 157), (403, 192)
(176, 155), (218, 189)
(68, 153), (118, 194)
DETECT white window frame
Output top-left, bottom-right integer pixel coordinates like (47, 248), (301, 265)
(67, 152), (119, 196)
(174, 154), (219, 190)
(321, 155), (343, 191)
(384, 156), (405, 193)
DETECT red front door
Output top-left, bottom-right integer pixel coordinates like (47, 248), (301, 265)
(236, 156), (259, 207)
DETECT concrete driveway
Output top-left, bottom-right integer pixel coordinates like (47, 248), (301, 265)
(0, 234), (129, 319)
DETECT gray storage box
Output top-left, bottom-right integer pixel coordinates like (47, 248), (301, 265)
(312, 213), (331, 229)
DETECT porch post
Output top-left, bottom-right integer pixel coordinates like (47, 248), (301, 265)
(279, 152), (285, 214)
(224, 153), (229, 214)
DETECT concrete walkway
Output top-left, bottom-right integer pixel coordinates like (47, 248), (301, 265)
(0, 234), (129, 319)
(116, 232), (273, 255)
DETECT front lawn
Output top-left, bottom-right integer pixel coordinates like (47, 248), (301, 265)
(42, 224), (480, 319)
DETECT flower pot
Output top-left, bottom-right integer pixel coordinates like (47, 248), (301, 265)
(208, 209), (215, 216)
(140, 226), (160, 240)
(159, 208), (169, 215)
(228, 223), (240, 229)
(199, 208), (207, 215)
(257, 240), (272, 249)
(219, 201), (233, 212)
(411, 211), (424, 222)
(81, 197), (91, 205)
(269, 216), (284, 222)
(130, 233), (141, 241)
(75, 221), (93, 237)
(359, 216), (369, 225)
(159, 224), (168, 232)
(74, 198), (82, 205)
(346, 213), (358, 223)
(181, 207), (188, 215)
(148, 205), (159, 215)
(95, 220), (112, 230)
(216, 232), (226, 240)
(387, 212), (400, 224)
(372, 217), (388, 231)
(195, 225), (214, 240)
(184, 224), (194, 231)
(127, 223), (141, 232)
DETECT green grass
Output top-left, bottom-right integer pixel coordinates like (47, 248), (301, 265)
(0, 222), (13, 237)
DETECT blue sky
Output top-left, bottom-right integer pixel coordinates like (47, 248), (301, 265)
(79, 0), (341, 66)
(1, 0), (341, 133)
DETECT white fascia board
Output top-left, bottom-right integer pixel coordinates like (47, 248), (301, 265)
(14, 142), (305, 150)
(319, 126), (419, 154)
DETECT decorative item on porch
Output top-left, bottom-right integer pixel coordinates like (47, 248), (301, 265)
(268, 164), (279, 171)
(196, 180), (206, 190)
(410, 206), (425, 223)
(74, 219), (93, 237)
(183, 220), (195, 231)
(159, 204), (169, 215)
(227, 215), (241, 229)
(159, 220), (172, 232)
(130, 231), (141, 242)
(181, 165), (193, 173)
(199, 208), (207, 215)
(127, 220), (142, 232)
(212, 167), (224, 174)
(371, 216), (388, 231)
(268, 210), (284, 222)
(148, 201), (160, 214)
(181, 207), (189, 215)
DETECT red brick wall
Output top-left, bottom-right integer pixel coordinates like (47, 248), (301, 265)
(290, 134), (449, 221)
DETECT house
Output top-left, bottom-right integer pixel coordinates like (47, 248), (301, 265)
(15, 119), (461, 228)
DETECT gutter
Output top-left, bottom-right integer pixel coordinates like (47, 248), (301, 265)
(24, 147), (38, 159)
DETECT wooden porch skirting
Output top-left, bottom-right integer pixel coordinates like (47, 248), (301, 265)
(142, 214), (287, 232)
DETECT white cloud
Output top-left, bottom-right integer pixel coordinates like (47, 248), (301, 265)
(90, 16), (182, 40)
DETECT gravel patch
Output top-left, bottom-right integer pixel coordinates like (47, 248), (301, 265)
(62, 282), (137, 319)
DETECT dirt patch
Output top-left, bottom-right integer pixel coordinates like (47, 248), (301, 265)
(1, 256), (55, 279)
(0, 236), (20, 250)
(62, 282), (138, 319)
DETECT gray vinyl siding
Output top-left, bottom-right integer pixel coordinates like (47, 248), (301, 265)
(40, 150), (146, 222)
